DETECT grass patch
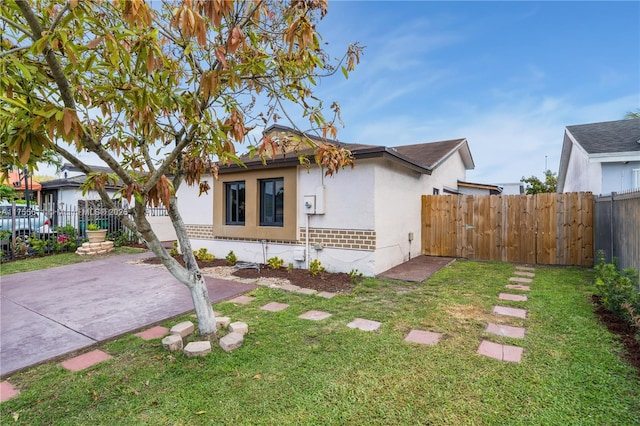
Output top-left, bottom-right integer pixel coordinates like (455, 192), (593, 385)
(0, 246), (147, 275)
(1, 260), (638, 424)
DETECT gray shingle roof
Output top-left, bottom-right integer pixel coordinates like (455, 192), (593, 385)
(566, 118), (640, 154)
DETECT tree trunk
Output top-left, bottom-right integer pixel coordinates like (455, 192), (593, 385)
(132, 202), (218, 336)
(189, 274), (217, 336)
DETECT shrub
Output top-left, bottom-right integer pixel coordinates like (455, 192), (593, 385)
(348, 268), (363, 284)
(594, 250), (640, 325)
(193, 247), (215, 261)
(287, 263), (294, 273)
(267, 256), (284, 270)
(309, 259), (325, 276)
(170, 242), (180, 257)
(226, 250), (238, 266)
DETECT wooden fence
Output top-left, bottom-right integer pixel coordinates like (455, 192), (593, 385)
(421, 193), (594, 266)
(594, 190), (640, 274)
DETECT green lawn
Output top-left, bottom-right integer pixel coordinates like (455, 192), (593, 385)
(1, 260), (638, 425)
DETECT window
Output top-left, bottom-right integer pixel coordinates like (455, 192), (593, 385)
(260, 178), (284, 226)
(225, 181), (245, 225)
(433, 188), (440, 195)
(633, 169), (640, 189)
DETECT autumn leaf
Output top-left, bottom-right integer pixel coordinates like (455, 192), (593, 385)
(195, 410), (206, 415)
(253, 373), (262, 380)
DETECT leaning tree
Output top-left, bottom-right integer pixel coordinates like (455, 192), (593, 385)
(0, 0), (361, 336)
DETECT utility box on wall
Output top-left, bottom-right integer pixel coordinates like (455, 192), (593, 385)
(314, 185), (325, 214)
(303, 195), (316, 214)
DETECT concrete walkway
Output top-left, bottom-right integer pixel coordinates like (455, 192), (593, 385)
(377, 255), (455, 282)
(0, 252), (256, 377)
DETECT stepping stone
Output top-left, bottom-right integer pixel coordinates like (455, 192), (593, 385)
(280, 284), (301, 292)
(184, 341), (211, 357)
(170, 321), (194, 338)
(61, 349), (112, 372)
(0, 381), (19, 402)
(493, 305), (527, 319)
(298, 310), (332, 321)
(135, 326), (169, 340)
(509, 276), (532, 283)
(261, 302), (290, 312)
(499, 293), (528, 302)
(316, 291), (336, 299)
(505, 284), (530, 291)
(220, 332), (244, 352)
(486, 323), (526, 339)
(229, 321), (249, 335)
(477, 340), (523, 363)
(404, 329), (442, 345)
(515, 266), (535, 271)
(162, 334), (183, 352)
(228, 295), (255, 304)
(216, 316), (231, 328)
(295, 288), (318, 295)
(514, 271), (535, 278)
(347, 318), (382, 332)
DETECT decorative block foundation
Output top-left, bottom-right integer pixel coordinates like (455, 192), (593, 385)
(75, 241), (114, 256)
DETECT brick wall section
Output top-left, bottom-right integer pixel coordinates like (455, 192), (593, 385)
(185, 225), (376, 251)
(300, 228), (376, 251)
(185, 225), (215, 240)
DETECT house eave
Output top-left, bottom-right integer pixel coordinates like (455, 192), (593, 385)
(588, 152), (640, 163)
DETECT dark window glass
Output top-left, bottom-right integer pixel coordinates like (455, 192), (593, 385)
(260, 178), (284, 227)
(225, 181), (245, 225)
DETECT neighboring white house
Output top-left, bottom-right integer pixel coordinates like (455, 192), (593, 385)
(178, 124), (475, 276)
(557, 118), (640, 195)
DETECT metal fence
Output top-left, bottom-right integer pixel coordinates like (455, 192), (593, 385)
(1, 204), (169, 260)
(594, 189), (640, 274)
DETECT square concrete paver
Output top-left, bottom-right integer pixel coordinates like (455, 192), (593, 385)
(316, 291), (336, 299)
(477, 340), (523, 363)
(505, 284), (530, 291)
(514, 271), (535, 278)
(134, 326), (169, 340)
(261, 302), (290, 312)
(298, 310), (332, 321)
(486, 323), (526, 339)
(228, 295), (255, 305)
(295, 288), (318, 296)
(509, 276), (532, 283)
(493, 305), (527, 319)
(347, 318), (382, 331)
(61, 349), (112, 372)
(404, 329), (442, 345)
(0, 381), (19, 402)
(499, 293), (528, 302)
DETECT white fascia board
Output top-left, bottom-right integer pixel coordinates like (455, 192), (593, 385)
(588, 152), (640, 163)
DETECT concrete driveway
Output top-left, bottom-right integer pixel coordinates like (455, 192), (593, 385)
(0, 252), (256, 377)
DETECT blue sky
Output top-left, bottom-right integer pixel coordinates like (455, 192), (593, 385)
(306, 0), (640, 184)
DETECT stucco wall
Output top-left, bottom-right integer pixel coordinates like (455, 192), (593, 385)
(177, 176), (213, 225)
(564, 146), (601, 193)
(373, 159), (424, 274)
(428, 151), (468, 193)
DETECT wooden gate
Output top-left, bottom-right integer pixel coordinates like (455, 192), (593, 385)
(421, 193), (594, 266)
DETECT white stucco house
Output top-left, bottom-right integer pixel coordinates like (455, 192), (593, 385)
(557, 118), (640, 195)
(178, 125), (474, 276)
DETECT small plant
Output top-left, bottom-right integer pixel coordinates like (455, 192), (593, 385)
(593, 250), (639, 325)
(267, 256), (284, 270)
(87, 222), (102, 231)
(309, 259), (325, 276)
(193, 247), (215, 261)
(169, 241), (181, 257)
(287, 263), (294, 273)
(226, 250), (238, 266)
(348, 268), (364, 284)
